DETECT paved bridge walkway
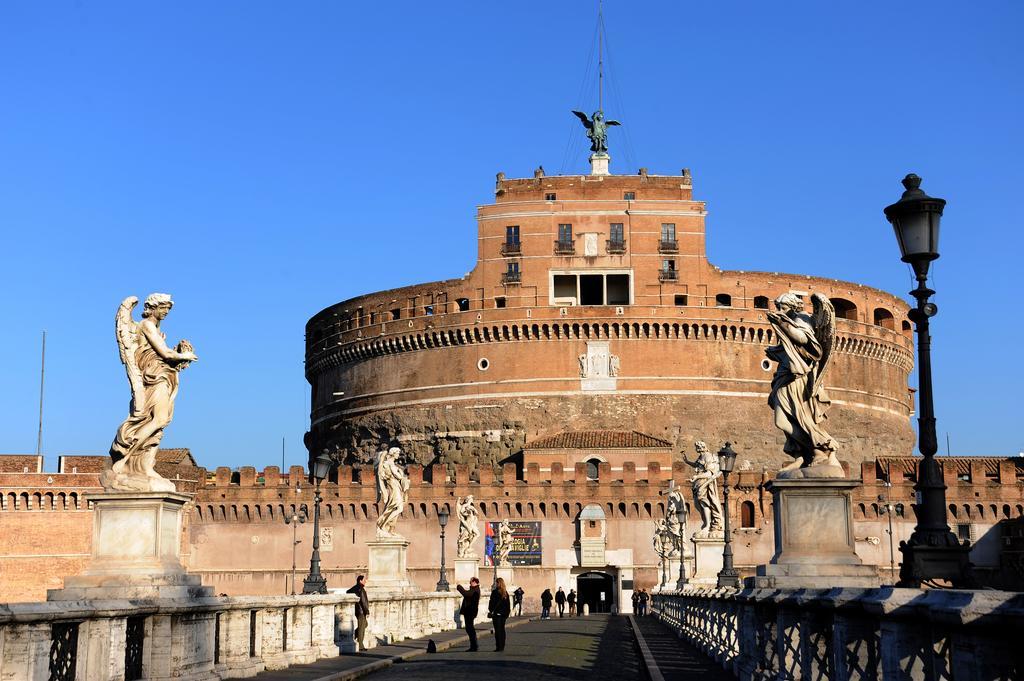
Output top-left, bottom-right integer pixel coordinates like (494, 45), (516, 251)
(254, 613), (726, 681)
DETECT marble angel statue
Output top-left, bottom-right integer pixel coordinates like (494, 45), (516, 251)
(665, 484), (686, 557)
(682, 441), (724, 538)
(765, 292), (842, 478)
(375, 446), (410, 536)
(456, 495), (480, 558)
(103, 294), (198, 493)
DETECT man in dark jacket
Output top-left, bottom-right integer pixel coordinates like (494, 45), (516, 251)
(512, 586), (524, 616)
(555, 587), (567, 617)
(540, 588), (553, 619)
(346, 575), (370, 651)
(456, 577), (481, 652)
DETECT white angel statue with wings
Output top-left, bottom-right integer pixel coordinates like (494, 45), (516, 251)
(102, 294), (198, 492)
(765, 292), (842, 479)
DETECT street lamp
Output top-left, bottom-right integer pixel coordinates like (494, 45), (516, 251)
(284, 508), (307, 595)
(716, 442), (741, 589)
(301, 451), (334, 594)
(436, 507), (451, 592)
(883, 174), (973, 588)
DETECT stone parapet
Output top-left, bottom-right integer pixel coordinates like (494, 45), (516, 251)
(0, 590), (458, 680)
(652, 587), (1024, 681)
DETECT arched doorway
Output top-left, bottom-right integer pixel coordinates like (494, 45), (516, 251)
(576, 571), (614, 614)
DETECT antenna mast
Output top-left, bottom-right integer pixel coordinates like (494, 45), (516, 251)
(598, 0), (604, 111)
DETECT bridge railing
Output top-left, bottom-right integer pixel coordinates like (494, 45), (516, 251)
(0, 590), (458, 681)
(651, 586), (1024, 681)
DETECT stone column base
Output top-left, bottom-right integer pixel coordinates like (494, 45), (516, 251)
(454, 558), (480, 584)
(367, 535), (413, 591)
(590, 152), (610, 175)
(754, 478), (880, 588)
(48, 491), (213, 600)
(689, 537), (725, 586)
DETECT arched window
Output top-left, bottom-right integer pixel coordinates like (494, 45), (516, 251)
(585, 459), (600, 481)
(715, 293), (732, 307)
(873, 307), (895, 330)
(830, 298), (858, 321)
(740, 500), (756, 528)
(753, 296), (770, 309)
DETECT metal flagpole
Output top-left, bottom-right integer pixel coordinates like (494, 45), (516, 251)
(37, 331), (46, 456)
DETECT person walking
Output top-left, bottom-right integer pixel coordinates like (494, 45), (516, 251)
(345, 575), (370, 651)
(488, 577), (512, 652)
(540, 588), (553, 619)
(638, 589), (650, 616)
(631, 590), (640, 616)
(456, 577), (481, 652)
(513, 586), (525, 616)
(555, 586), (566, 617)
(567, 589), (577, 616)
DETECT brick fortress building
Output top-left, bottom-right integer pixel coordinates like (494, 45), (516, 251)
(3, 162), (1022, 608)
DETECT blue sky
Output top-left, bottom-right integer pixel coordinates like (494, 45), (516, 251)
(1, 2), (1021, 471)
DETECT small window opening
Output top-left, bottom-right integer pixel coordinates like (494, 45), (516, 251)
(545, 192), (556, 201)
(585, 459), (600, 481)
(740, 500), (756, 528)
(623, 191), (635, 201)
(495, 297), (506, 309)
(390, 308), (401, 320)
(716, 293), (732, 307)
(424, 305), (433, 316)
(674, 294), (688, 306)
(456, 298), (470, 312)
(753, 296), (769, 309)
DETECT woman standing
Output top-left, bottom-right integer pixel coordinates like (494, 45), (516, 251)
(488, 577), (512, 652)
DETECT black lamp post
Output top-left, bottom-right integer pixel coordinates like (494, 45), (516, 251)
(716, 442), (741, 589)
(884, 173), (973, 588)
(284, 508), (307, 595)
(436, 507), (451, 592)
(302, 452), (334, 595)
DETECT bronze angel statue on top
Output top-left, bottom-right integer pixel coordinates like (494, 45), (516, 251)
(765, 292), (843, 479)
(571, 110), (621, 154)
(102, 294), (198, 492)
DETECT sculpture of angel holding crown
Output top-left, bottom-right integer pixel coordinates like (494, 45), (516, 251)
(765, 292), (843, 478)
(103, 294), (198, 492)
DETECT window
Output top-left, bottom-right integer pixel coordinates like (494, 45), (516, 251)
(624, 191), (635, 200)
(674, 294), (688, 306)
(956, 523), (972, 542)
(716, 293), (732, 307)
(661, 223), (676, 241)
(424, 305), (433, 316)
(550, 271), (631, 306)
(390, 308), (401, 320)
(456, 298), (470, 312)
(545, 192), (556, 201)
(505, 225), (520, 244)
(662, 259), (676, 272)
(506, 261), (519, 274)
(873, 307), (895, 329)
(585, 459), (600, 481)
(831, 298), (858, 320)
(558, 224), (573, 244)
(495, 296), (506, 308)
(606, 274), (630, 305)
(580, 275), (603, 305)
(610, 223), (624, 243)
(741, 501), (756, 528)
(753, 296), (770, 309)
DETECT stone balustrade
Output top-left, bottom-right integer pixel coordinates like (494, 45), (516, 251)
(651, 587), (1024, 681)
(0, 590), (458, 680)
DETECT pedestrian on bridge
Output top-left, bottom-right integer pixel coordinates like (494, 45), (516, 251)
(456, 577), (481, 652)
(513, 586), (524, 616)
(540, 588), (553, 619)
(488, 577), (511, 652)
(345, 575), (370, 651)
(555, 587), (566, 617)
(567, 588), (577, 616)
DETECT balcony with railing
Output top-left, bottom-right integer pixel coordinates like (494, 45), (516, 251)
(659, 269), (678, 282)
(500, 241), (521, 256)
(502, 270), (521, 285)
(553, 239), (575, 255)
(658, 239), (679, 253)
(606, 239), (626, 254)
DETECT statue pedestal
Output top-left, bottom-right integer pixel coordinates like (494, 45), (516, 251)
(589, 152), (610, 176)
(689, 536), (725, 586)
(490, 565), (514, 587)
(367, 536), (413, 592)
(454, 557), (480, 584)
(754, 478), (878, 588)
(48, 491), (212, 600)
